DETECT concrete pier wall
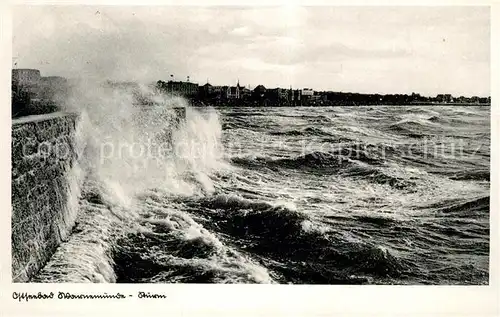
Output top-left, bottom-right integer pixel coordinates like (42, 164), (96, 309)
(11, 112), (85, 282)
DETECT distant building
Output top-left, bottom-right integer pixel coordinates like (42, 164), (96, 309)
(240, 87), (251, 99)
(266, 88), (289, 103)
(293, 89), (301, 102)
(277, 88), (289, 100)
(311, 94), (322, 102)
(160, 80), (199, 97)
(301, 88), (314, 98)
(212, 85), (226, 95)
(199, 83), (213, 98)
(436, 94), (452, 103)
(226, 82), (241, 99)
(253, 85), (266, 99)
(265, 88), (278, 102)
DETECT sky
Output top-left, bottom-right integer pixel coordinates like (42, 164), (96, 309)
(12, 6), (490, 96)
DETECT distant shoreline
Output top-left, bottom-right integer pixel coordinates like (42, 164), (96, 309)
(190, 100), (491, 108)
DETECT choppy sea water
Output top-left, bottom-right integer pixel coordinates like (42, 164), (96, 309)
(35, 104), (490, 285)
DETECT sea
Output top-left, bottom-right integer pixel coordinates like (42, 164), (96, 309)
(34, 97), (490, 285)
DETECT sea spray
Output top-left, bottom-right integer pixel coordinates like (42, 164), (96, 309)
(61, 79), (226, 199)
(35, 80), (231, 282)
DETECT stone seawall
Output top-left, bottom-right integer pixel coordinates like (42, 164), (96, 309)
(11, 112), (85, 282)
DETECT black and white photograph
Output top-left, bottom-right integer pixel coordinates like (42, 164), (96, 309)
(9, 5), (491, 288)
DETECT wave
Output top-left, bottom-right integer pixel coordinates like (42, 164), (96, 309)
(265, 151), (353, 170)
(30, 101), (489, 285)
(199, 193), (299, 213)
(192, 194), (313, 244)
(387, 119), (441, 138)
(343, 165), (416, 190)
(278, 114), (333, 123)
(330, 143), (386, 165)
(222, 118), (270, 130)
(427, 167), (490, 182)
(230, 144), (386, 170)
(427, 115), (447, 123)
(320, 136), (356, 144)
(223, 111), (267, 117)
(268, 126), (334, 137)
(435, 196), (489, 216)
(182, 193), (406, 283)
(448, 169), (490, 181)
(268, 130), (308, 137)
(450, 107), (486, 116)
(113, 231), (274, 283)
(354, 214), (399, 226)
(404, 108), (440, 116)
(387, 121), (426, 138)
(231, 150), (414, 190)
(110, 192), (276, 284)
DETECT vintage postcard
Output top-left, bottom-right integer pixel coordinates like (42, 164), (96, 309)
(1, 2), (498, 317)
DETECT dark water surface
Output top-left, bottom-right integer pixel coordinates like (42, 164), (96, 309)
(36, 105), (490, 285)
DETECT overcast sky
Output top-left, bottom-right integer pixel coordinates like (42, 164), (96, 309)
(13, 6), (490, 96)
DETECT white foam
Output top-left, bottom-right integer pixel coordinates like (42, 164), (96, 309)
(61, 80), (226, 205)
